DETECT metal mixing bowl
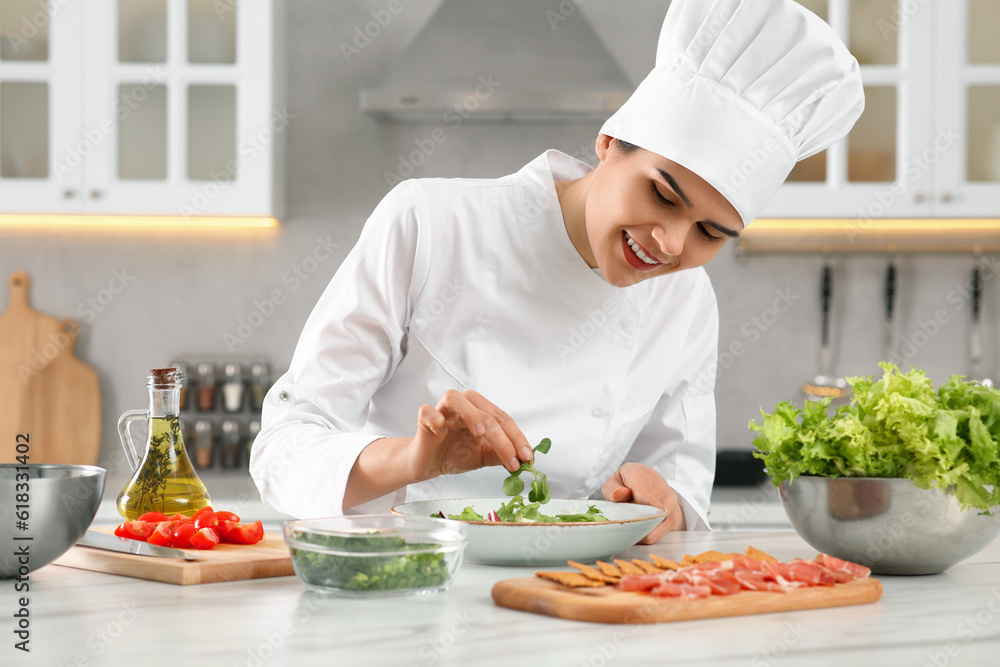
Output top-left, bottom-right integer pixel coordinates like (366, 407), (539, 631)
(0, 464), (106, 578)
(779, 476), (1000, 575)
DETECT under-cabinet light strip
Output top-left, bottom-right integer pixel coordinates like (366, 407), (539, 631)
(739, 218), (1000, 253)
(0, 215), (279, 229)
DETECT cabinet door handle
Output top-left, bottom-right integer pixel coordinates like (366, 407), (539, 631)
(63, 189), (76, 199)
(941, 192), (954, 203)
(914, 192), (926, 203)
(89, 190), (104, 200)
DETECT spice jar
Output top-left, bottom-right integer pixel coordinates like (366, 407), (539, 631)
(172, 361), (189, 409)
(220, 419), (241, 469)
(249, 362), (269, 411)
(196, 362), (216, 412)
(245, 419), (261, 464)
(193, 419), (214, 469)
(221, 363), (245, 413)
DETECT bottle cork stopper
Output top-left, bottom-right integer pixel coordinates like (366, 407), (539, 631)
(149, 367), (179, 387)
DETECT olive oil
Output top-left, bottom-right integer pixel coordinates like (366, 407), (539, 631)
(117, 415), (211, 519)
(117, 368), (212, 520)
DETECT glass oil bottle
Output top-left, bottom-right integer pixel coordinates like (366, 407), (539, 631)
(116, 367), (212, 519)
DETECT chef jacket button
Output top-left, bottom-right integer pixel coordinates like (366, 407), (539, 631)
(592, 407), (605, 418)
(621, 317), (632, 329)
(278, 390), (290, 402)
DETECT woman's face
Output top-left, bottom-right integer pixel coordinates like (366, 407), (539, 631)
(582, 135), (744, 288)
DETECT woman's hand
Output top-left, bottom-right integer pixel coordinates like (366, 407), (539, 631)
(406, 389), (534, 482)
(602, 462), (686, 543)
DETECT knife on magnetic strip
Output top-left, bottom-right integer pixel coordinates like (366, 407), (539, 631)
(77, 530), (197, 561)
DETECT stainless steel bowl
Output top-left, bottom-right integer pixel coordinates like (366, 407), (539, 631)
(779, 476), (1000, 575)
(0, 464), (106, 578)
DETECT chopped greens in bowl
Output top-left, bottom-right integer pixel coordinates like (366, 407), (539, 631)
(750, 362), (1000, 512)
(283, 515), (467, 597)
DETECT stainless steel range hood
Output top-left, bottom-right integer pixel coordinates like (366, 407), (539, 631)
(360, 0), (634, 122)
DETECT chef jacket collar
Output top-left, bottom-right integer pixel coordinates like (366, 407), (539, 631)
(518, 150), (649, 322)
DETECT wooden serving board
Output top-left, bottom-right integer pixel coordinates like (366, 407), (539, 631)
(0, 271), (101, 465)
(52, 527), (294, 585)
(492, 576), (883, 624)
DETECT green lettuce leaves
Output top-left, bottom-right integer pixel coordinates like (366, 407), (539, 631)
(750, 362), (1000, 512)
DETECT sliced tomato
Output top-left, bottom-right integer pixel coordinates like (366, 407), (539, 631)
(190, 527), (220, 550)
(223, 520), (264, 545)
(137, 511), (170, 523)
(147, 520), (181, 546)
(170, 522), (199, 548)
(214, 511), (240, 523)
(192, 507), (218, 530)
(117, 520), (157, 541)
(169, 513), (191, 522)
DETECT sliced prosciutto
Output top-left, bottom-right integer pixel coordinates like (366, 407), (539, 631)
(616, 552), (870, 599)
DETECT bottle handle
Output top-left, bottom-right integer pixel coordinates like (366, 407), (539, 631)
(117, 409), (148, 472)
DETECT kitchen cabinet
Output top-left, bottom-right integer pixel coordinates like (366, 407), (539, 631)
(0, 0), (284, 218)
(762, 0), (1000, 220)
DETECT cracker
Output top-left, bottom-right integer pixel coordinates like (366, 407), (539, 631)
(745, 546), (778, 562)
(649, 555), (682, 570)
(596, 561), (623, 578)
(613, 559), (646, 575)
(695, 550), (742, 564)
(632, 559), (663, 574)
(567, 560), (618, 584)
(534, 571), (606, 588)
(680, 554), (697, 567)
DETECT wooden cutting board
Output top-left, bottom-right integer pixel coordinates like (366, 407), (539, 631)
(0, 271), (101, 465)
(52, 526), (295, 585)
(492, 576), (883, 624)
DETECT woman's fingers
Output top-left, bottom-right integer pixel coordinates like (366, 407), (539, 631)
(464, 390), (533, 461)
(436, 390), (520, 471)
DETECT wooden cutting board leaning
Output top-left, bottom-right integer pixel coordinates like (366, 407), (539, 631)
(52, 526), (295, 585)
(492, 576), (883, 624)
(0, 271), (101, 465)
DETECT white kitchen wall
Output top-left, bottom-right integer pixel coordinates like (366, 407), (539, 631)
(1, 1), (993, 494)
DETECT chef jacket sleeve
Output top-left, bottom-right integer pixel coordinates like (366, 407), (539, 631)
(623, 278), (718, 531)
(249, 181), (430, 518)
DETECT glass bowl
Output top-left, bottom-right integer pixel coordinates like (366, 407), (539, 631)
(283, 515), (468, 597)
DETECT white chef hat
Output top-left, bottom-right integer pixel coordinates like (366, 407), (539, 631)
(600, 0), (865, 227)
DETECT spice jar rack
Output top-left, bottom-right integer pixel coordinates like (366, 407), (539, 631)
(170, 354), (275, 473)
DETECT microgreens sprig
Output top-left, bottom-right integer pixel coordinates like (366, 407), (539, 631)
(502, 438), (552, 503)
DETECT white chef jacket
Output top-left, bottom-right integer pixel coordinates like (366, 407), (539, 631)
(250, 150), (718, 531)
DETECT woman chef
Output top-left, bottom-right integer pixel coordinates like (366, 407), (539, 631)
(250, 0), (864, 541)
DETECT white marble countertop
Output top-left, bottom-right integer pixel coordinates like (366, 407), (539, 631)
(6, 529), (1000, 666)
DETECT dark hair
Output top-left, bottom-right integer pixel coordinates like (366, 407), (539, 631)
(615, 138), (640, 153)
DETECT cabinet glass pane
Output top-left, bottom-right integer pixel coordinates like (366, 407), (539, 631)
(118, 0), (167, 63)
(188, 0), (236, 64)
(0, 0), (48, 61)
(118, 84), (167, 180)
(969, 0), (1000, 64)
(0, 82), (47, 177)
(968, 86), (1000, 182)
(786, 151), (827, 182)
(849, 0), (897, 65)
(848, 86), (896, 182)
(795, 0), (827, 23)
(188, 85), (237, 180)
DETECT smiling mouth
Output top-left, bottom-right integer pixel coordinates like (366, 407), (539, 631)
(622, 231), (663, 271)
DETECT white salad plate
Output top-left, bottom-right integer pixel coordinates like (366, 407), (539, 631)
(391, 498), (666, 566)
